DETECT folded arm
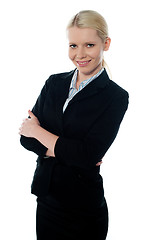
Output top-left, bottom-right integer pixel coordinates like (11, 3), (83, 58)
(19, 110), (102, 166)
(19, 74), (129, 169)
(19, 110), (59, 157)
(20, 76), (54, 157)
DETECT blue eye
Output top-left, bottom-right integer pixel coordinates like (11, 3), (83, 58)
(87, 44), (94, 48)
(70, 44), (77, 49)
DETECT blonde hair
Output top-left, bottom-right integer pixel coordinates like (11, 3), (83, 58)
(67, 10), (109, 69)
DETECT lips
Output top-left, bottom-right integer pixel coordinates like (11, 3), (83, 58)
(76, 60), (91, 67)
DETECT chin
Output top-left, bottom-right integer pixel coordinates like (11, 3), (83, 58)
(80, 66), (101, 75)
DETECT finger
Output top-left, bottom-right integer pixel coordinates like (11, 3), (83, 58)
(28, 110), (35, 118)
(96, 161), (103, 166)
(21, 119), (27, 125)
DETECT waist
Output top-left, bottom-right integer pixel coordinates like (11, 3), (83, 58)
(49, 164), (105, 208)
(51, 164), (102, 189)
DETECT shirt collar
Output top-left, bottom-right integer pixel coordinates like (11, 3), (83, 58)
(70, 68), (104, 90)
(70, 69), (78, 90)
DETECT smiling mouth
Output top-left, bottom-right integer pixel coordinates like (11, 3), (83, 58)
(76, 60), (91, 66)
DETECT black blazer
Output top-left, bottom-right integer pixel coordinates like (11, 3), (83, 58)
(20, 69), (129, 207)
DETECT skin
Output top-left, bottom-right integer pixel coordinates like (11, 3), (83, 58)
(68, 26), (111, 88)
(19, 27), (111, 166)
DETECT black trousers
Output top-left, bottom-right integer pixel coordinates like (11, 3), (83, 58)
(36, 200), (108, 240)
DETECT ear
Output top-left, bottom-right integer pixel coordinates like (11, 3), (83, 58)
(104, 37), (111, 51)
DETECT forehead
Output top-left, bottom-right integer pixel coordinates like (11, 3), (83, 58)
(67, 26), (101, 43)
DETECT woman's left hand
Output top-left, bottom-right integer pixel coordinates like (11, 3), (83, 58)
(19, 110), (40, 138)
(96, 161), (103, 166)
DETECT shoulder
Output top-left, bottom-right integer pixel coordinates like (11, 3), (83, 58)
(46, 70), (75, 85)
(101, 69), (128, 100)
(102, 70), (129, 110)
(108, 79), (129, 99)
(106, 80), (129, 112)
(40, 70), (74, 93)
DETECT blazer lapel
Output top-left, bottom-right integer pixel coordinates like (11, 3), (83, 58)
(67, 69), (110, 107)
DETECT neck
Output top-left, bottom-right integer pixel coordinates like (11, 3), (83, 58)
(77, 64), (103, 84)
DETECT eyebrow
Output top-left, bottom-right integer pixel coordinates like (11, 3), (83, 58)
(69, 41), (96, 45)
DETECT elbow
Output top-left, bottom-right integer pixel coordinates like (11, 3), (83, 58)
(20, 135), (48, 157)
(20, 135), (27, 148)
(20, 135), (33, 151)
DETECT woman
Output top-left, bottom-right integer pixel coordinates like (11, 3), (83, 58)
(19, 10), (129, 240)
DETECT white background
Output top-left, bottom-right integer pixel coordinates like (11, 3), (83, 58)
(0, 0), (160, 239)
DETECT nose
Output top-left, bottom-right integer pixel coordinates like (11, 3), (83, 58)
(76, 47), (86, 59)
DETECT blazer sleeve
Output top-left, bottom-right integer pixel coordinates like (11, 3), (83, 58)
(20, 76), (53, 157)
(54, 91), (129, 169)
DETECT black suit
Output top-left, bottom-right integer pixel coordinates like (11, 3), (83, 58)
(20, 69), (129, 240)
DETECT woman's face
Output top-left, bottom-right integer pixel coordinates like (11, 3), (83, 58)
(68, 26), (110, 79)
